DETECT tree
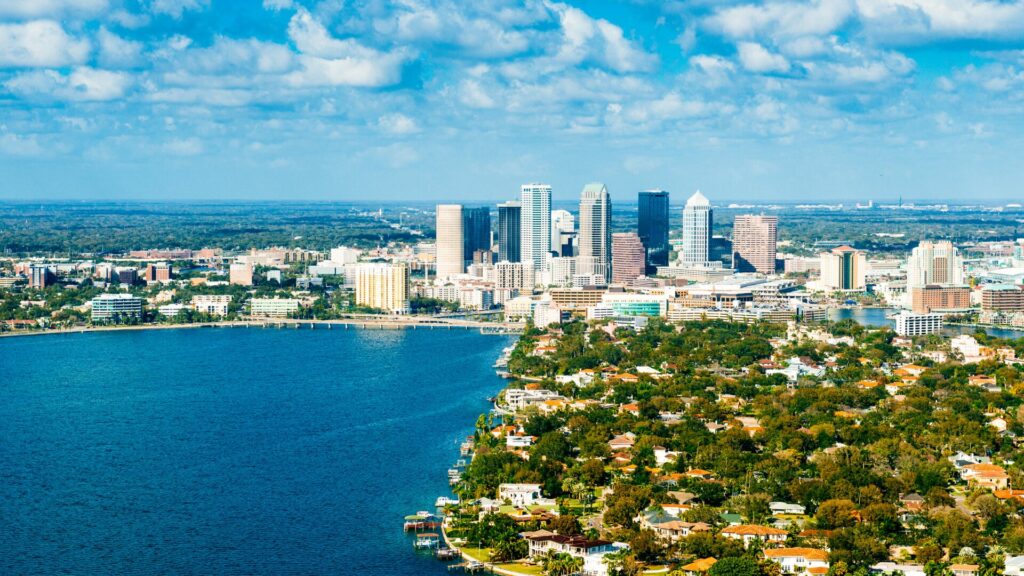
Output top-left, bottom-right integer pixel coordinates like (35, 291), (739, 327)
(815, 499), (858, 530)
(709, 557), (760, 576)
(551, 514), (582, 536)
(629, 530), (662, 563)
(492, 538), (528, 562)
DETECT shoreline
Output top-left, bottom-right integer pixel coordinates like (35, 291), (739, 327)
(0, 317), (525, 340)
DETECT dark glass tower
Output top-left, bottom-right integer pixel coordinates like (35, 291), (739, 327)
(462, 207), (491, 267)
(497, 201), (521, 263)
(638, 190), (669, 271)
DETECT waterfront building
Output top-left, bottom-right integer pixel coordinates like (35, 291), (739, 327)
(681, 191), (712, 265)
(356, 263), (410, 313)
(496, 261), (528, 292)
(638, 190), (669, 272)
(192, 294), (232, 316)
(229, 263), (253, 286)
(894, 311), (944, 336)
(91, 293), (143, 322)
(533, 300), (568, 327)
(158, 303), (189, 317)
(611, 232), (645, 285)
(819, 246), (867, 291)
(578, 183), (612, 281)
(520, 184), (552, 274)
(504, 295), (537, 320)
(911, 285), (971, 313)
(732, 215), (778, 274)
(497, 201), (521, 263)
(981, 284), (1024, 311)
(549, 288), (606, 311)
(462, 207), (491, 268)
(435, 204), (464, 278)
(907, 240), (963, 288)
(249, 298), (301, 318)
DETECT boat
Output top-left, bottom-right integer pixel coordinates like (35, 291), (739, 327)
(436, 547), (459, 560)
(414, 533), (441, 549)
(459, 440), (474, 456)
(435, 496), (460, 507)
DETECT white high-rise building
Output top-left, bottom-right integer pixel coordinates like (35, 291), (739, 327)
(578, 183), (612, 281)
(520, 184), (552, 274)
(551, 209), (575, 254)
(907, 240), (963, 288)
(681, 191), (712, 266)
(436, 204), (464, 278)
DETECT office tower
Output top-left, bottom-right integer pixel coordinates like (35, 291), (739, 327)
(681, 191), (712, 265)
(551, 209), (575, 255)
(520, 184), (552, 273)
(612, 232), (645, 285)
(907, 240), (963, 288)
(29, 265), (53, 288)
(435, 204), (465, 278)
(578, 182), (612, 281)
(638, 190), (669, 272)
(497, 201), (521, 263)
(820, 246), (867, 291)
(732, 215), (778, 274)
(229, 262), (253, 286)
(462, 207), (491, 268)
(115, 267), (138, 285)
(356, 262), (410, 313)
(145, 262), (172, 282)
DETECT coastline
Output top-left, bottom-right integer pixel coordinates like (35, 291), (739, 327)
(0, 317), (524, 340)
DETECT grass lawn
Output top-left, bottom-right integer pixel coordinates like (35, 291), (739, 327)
(460, 547), (493, 562)
(494, 563), (544, 575)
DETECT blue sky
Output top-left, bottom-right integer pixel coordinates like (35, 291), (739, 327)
(2, 0), (1024, 203)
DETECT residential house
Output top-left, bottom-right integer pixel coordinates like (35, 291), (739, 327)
(763, 548), (829, 575)
(609, 433), (637, 451)
(681, 558), (717, 576)
(949, 565), (979, 576)
(498, 483), (545, 507)
(871, 563), (926, 576)
(960, 463), (1010, 490)
(1005, 556), (1024, 576)
(720, 524), (789, 547)
(770, 502), (807, 516)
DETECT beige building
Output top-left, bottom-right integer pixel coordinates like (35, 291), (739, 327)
(192, 294), (232, 316)
(911, 285), (970, 313)
(732, 215), (778, 274)
(356, 263), (410, 313)
(229, 262), (253, 286)
(611, 232), (645, 285)
(435, 204), (464, 278)
(819, 246), (866, 291)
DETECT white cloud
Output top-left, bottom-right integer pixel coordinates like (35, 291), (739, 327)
(458, 79), (496, 109)
(543, 2), (658, 73)
(856, 0), (1024, 40)
(286, 9), (410, 87)
(0, 0), (106, 18)
(708, 0), (854, 40)
(736, 42), (790, 73)
(97, 27), (143, 68)
(0, 131), (44, 157)
(377, 113), (419, 135)
(149, 0), (209, 18)
(6, 67), (131, 101)
(0, 20), (90, 67)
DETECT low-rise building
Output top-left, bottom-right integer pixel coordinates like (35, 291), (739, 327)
(192, 294), (232, 316)
(763, 548), (829, 576)
(249, 298), (300, 318)
(91, 294), (144, 322)
(720, 524), (789, 547)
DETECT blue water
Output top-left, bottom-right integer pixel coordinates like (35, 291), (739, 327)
(829, 307), (1024, 340)
(0, 327), (512, 575)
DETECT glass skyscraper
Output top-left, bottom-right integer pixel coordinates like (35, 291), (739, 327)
(497, 201), (521, 263)
(637, 190), (669, 271)
(462, 207), (491, 266)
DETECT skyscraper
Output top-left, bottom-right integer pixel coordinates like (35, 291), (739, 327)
(578, 182), (612, 281)
(732, 214), (778, 274)
(435, 204), (464, 278)
(612, 232), (645, 285)
(462, 207), (491, 267)
(551, 209), (575, 255)
(681, 191), (712, 266)
(638, 190), (669, 272)
(520, 184), (551, 273)
(907, 240), (963, 288)
(497, 201), (521, 263)
(820, 246), (867, 291)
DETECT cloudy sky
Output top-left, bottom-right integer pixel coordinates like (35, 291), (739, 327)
(2, 0), (1024, 203)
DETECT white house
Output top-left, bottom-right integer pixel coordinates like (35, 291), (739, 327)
(498, 483), (545, 507)
(871, 563), (926, 576)
(1005, 556), (1024, 576)
(764, 548), (829, 575)
(770, 501), (807, 516)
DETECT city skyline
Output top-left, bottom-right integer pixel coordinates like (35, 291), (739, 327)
(4, 1), (1024, 202)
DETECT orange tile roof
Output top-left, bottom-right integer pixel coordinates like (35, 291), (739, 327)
(764, 548), (828, 561)
(681, 558), (717, 572)
(722, 524), (788, 536)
